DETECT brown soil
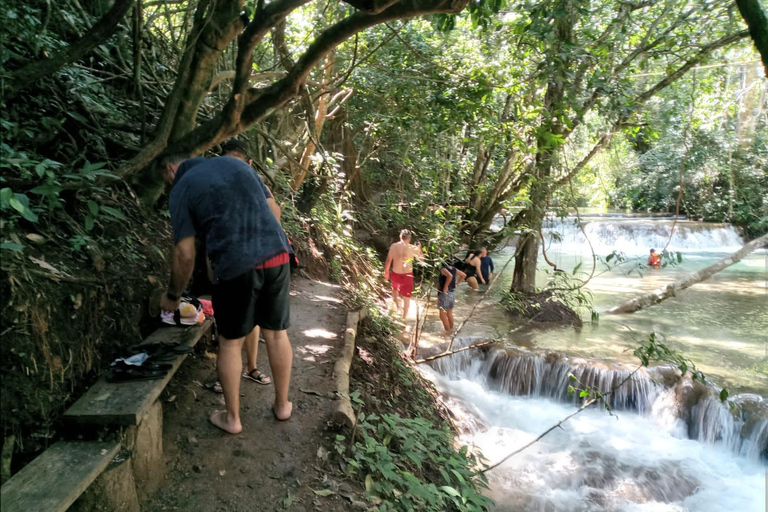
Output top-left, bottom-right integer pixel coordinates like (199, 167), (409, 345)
(143, 277), (361, 512)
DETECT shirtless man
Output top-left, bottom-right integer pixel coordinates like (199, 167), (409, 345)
(383, 229), (424, 319)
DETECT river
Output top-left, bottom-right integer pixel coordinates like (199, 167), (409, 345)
(414, 216), (768, 511)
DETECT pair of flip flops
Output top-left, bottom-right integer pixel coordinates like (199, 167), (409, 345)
(107, 343), (194, 383)
(107, 359), (173, 383)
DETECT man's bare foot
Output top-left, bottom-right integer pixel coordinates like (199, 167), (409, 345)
(272, 401), (293, 421)
(209, 410), (242, 434)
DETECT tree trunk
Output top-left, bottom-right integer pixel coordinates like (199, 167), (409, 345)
(606, 233), (768, 314)
(511, 228), (541, 293)
(736, 0), (768, 75)
(508, 0), (573, 294)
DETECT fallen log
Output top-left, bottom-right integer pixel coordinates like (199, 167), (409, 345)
(606, 233), (768, 314)
(331, 309), (366, 429)
(413, 340), (497, 364)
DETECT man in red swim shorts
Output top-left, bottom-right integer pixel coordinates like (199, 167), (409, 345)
(383, 229), (423, 319)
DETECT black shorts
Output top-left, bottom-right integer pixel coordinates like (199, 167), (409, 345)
(212, 263), (291, 339)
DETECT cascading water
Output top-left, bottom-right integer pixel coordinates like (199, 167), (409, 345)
(428, 343), (768, 460)
(419, 341), (767, 511)
(540, 217), (746, 256)
(420, 215), (766, 510)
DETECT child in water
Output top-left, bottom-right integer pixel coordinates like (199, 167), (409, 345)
(647, 248), (661, 269)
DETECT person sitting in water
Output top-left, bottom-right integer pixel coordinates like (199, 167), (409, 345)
(465, 251), (485, 286)
(647, 248), (662, 269)
(437, 260), (466, 333)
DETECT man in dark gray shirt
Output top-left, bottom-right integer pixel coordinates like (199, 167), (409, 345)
(160, 155), (294, 433)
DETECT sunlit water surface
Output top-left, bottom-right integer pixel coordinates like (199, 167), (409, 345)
(415, 218), (767, 511)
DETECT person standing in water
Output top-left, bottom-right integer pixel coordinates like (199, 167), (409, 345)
(479, 247), (494, 284)
(437, 260), (466, 333)
(647, 248), (661, 269)
(383, 229), (424, 319)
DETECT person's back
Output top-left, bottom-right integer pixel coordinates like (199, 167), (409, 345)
(389, 240), (418, 274)
(438, 264), (458, 292)
(170, 156), (290, 281)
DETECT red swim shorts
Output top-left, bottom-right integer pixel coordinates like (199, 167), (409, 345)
(389, 272), (414, 298)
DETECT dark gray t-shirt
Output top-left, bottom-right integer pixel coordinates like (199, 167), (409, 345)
(169, 156), (291, 282)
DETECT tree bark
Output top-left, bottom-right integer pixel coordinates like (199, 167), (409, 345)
(736, 0), (768, 75)
(4, 0), (135, 100)
(510, 2), (573, 294)
(606, 233), (768, 314)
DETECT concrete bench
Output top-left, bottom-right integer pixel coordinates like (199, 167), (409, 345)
(0, 318), (213, 512)
(64, 318), (213, 426)
(0, 441), (120, 512)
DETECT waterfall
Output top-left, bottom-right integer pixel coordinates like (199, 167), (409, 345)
(539, 217), (746, 256)
(428, 346), (768, 461)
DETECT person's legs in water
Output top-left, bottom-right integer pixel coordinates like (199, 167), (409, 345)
(243, 326), (271, 384)
(262, 328), (293, 420)
(210, 335), (246, 434)
(465, 276), (479, 290)
(439, 308), (450, 331)
(447, 308), (455, 330)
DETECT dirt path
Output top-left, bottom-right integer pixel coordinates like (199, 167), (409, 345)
(144, 277), (357, 512)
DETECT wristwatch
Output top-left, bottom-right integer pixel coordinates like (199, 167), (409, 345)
(166, 290), (180, 301)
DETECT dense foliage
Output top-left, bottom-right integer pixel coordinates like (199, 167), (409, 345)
(1, 0), (766, 488)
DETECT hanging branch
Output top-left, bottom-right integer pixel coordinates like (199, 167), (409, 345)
(480, 365), (643, 473)
(4, 0), (136, 100)
(413, 340), (496, 364)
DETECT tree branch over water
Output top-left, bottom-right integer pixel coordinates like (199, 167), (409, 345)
(606, 233), (768, 314)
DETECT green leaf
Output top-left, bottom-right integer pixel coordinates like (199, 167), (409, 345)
(85, 215), (95, 231)
(312, 489), (335, 497)
(364, 474), (374, 492)
(579, 390), (589, 398)
(30, 184), (62, 196)
(87, 200), (99, 216)
(9, 196), (23, 213)
(567, 385), (575, 397)
(439, 486), (461, 497)
(21, 208), (38, 223)
(0, 187), (12, 207)
(100, 205), (126, 220)
(719, 388), (729, 402)
(0, 242), (24, 251)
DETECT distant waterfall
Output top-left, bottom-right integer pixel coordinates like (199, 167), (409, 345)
(428, 342), (768, 461)
(540, 217), (745, 256)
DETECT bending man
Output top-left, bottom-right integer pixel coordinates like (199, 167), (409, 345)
(161, 154), (294, 434)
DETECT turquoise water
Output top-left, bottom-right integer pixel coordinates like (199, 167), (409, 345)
(426, 220), (768, 394)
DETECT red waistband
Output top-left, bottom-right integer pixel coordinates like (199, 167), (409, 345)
(255, 251), (290, 269)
